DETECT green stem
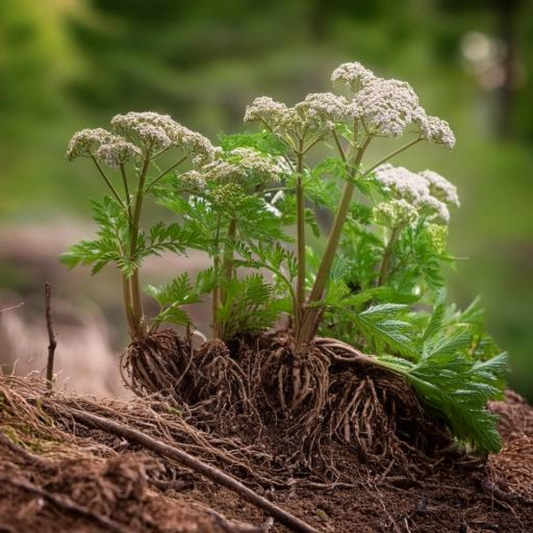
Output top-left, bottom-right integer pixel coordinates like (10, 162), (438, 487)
(121, 273), (136, 335)
(217, 218), (237, 340)
(331, 129), (347, 162)
(221, 218), (237, 302)
(295, 143), (305, 333)
(128, 153), (151, 338)
(120, 164), (132, 219)
(211, 214), (222, 339)
(378, 226), (400, 286)
(363, 137), (422, 177)
(296, 136), (372, 349)
(90, 155), (126, 209)
(144, 156), (187, 195)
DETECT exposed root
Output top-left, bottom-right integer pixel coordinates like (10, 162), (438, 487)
(1, 374), (532, 533)
(120, 329), (193, 397)
(119, 331), (459, 479)
(190, 339), (255, 417)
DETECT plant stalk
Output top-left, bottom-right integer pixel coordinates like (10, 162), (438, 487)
(90, 155), (126, 209)
(295, 144), (305, 332)
(217, 217), (237, 339)
(128, 154), (151, 338)
(378, 226), (400, 286)
(296, 137), (371, 349)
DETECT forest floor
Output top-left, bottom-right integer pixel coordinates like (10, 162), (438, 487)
(0, 374), (532, 533)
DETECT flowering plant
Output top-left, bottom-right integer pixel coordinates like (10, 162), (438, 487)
(63, 61), (507, 454)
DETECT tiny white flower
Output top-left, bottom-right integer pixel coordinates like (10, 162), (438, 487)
(295, 92), (349, 129)
(349, 78), (420, 138)
(194, 147), (287, 185)
(414, 108), (456, 149)
(331, 62), (376, 90)
(111, 111), (214, 162)
(419, 169), (460, 207)
(374, 164), (458, 225)
(66, 128), (114, 160)
(244, 97), (288, 125)
(95, 139), (142, 168)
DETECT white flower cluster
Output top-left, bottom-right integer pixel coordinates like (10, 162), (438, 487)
(244, 60), (456, 147)
(184, 147), (288, 185)
(373, 199), (419, 229)
(66, 128), (114, 161)
(66, 128), (142, 167)
(419, 169), (460, 207)
(331, 61), (376, 89)
(243, 96), (288, 126)
(414, 108), (455, 149)
(349, 78), (420, 138)
(67, 112), (215, 169)
(111, 111), (214, 164)
(375, 163), (459, 224)
(244, 93), (350, 136)
(294, 92), (349, 129)
(95, 139), (142, 168)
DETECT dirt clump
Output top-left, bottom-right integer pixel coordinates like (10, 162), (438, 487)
(0, 373), (532, 533)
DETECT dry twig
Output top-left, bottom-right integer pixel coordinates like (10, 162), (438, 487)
(67, 407), (322, 533)
(44, 283), (57, 390)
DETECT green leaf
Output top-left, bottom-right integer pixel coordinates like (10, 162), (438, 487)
(216, 274), (283, 339)
(60, 196), (133, 275)
(219, 132), (288, 156)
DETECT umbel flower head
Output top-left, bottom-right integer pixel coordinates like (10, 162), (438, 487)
(244, 60), (456, 148)
(111, 111), (215, 164)
(66, 128), (115, 161)
(373, 199), (419, 229)
(244, 93), (350, 138)
(331, 61), (376, 90)
(375, 164), (459, 224)
(183, 147), (288, 187)
(94, 139), (142, 168)
(66, 111), (215, 168)
(414, 108), (456, 150)
(348, 78), (420, 138)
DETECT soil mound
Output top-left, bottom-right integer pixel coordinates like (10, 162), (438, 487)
(0, 375), (532, 532)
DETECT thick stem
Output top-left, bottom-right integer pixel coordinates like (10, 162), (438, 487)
(121, 273), (136, 335)
(120, 164), (132, 219)
(296, 137), (371, 349)
(295, 145), (305, 333)
(211, 215), (222, 339)
(221, 218), (237, 302)
(378, 226), (400, 286)
(217, 218), (237, 340)
(128, 154), (151, 338)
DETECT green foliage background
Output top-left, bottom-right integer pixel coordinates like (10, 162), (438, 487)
(0, 0), (532, 398)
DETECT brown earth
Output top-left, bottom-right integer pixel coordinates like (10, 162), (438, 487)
(0, 375), (532, 533)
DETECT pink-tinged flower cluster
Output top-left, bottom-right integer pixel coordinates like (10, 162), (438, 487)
(349, 78), (420, 138)
(375, 164), (459, 224)
(66, 128), (114, 161)
(182, 147), (288, 186)
(67, 112), (216, 168)
(244, 60), (456, 147)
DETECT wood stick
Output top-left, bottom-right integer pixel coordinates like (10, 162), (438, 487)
(44, 283), (57, 390)
(68, 408), (322, 533)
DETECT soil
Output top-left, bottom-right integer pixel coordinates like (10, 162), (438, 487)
(0, 367), (532, 533)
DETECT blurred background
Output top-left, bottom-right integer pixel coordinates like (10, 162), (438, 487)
(0, 0), (532, 398)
